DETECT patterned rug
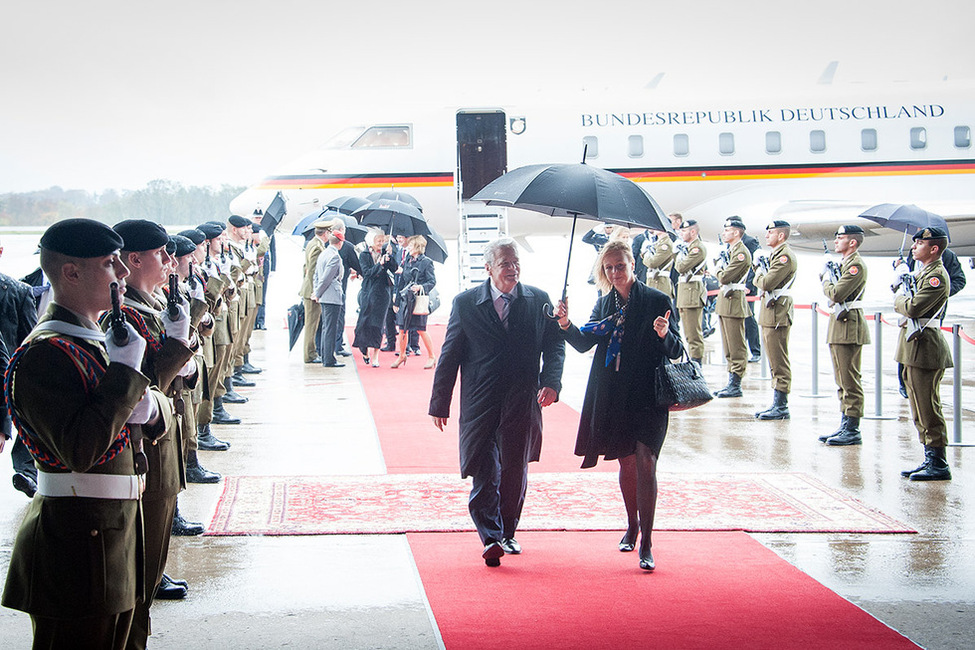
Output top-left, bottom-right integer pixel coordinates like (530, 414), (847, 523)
(207, 472), (914, 535)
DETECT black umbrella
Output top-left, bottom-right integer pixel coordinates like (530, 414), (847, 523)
(259, 191), (287, 235)
(471, 156), (669, 314)
(859, 203), (949, 238)
(298, 209), (368, 245)
(422, 228), (449, 264)
(325, 195), (371, 215)
(287, 302), (305, 351)
(367, 190), (423, 212)
(352, 199), (432, 238)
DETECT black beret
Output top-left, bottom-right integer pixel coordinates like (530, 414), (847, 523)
(913, 227), (948, 241)
(724, 217), (746, 230)
(835, 225), (864, 236)
(251, 223), (262, 233)
(114, 219), (170, 252)
(170, 234), (198, 257)
(197, 223), (224, 240)
(766, 220), (791, 230)
(178, 228), (206, 246)
(165, 237), (177, 255)
(39, 218), (124, 258)
(228, 214), (250, 228)
(679, 219), (698, 229)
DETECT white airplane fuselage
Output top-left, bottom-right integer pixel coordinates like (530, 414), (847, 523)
(231, 80), (975, 255)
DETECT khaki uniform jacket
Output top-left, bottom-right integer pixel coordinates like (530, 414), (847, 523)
(824, 251), (870, 345)
(642, 235), (676, 297)
(716, 240), (751, 318)
(755, 242), (797, 328)
(300, 238), (325, 300)
(674, 237), (708, 309)
(2, 304), (149, 618)
(894, 259), (952, 369)
(254, 234), (271, 306)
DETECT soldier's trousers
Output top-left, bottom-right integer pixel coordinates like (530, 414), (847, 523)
(761, 325), (792, 393)
(127, 494), (177, 650)
(31, 610), (134, 650)
(303, 298), (322, 362)
(829, 343), (864, 417)
(679, 306), (705, 360)
(904, 365), (948, 447)
(719, 315), (747, 376)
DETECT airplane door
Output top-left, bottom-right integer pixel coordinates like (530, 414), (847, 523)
(457, 111), (507, 200)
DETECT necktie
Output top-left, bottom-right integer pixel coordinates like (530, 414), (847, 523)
(497, 293), (512, 328)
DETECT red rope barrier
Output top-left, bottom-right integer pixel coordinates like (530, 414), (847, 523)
(785, 303), (975, 344)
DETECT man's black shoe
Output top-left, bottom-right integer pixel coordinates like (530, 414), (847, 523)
(12, 473), (37, 498)
(336, 349), (352, 357)
(306, 356), (322, 364)
(482, 541), (504, 567)
(171, 510), (205, 536)
(323, 362), (345, 368)
(155, 574), (188, 600)
(500, 538), (522, 554)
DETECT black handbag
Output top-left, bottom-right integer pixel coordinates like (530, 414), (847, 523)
(655, 356), (713, 412)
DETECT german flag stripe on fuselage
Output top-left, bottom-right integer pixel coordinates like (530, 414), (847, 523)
(255, 159), (975, 190)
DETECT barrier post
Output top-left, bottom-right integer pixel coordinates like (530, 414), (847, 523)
(811, 302), (818, 395)
(864, 311), (895, 420)
(952, 324), (963, 444)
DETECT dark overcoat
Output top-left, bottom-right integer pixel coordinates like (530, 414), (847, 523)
(395, 253), (436, 330)
(354, 249), (398, 350)
(563, 282), (683, 467)
(429, 281), (565, 478)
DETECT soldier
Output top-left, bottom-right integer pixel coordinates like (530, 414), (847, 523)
(894, 227), (953, 481)
(753, 221), (798, 419)
(110, 219), (197, 644)
(713, 217), (752, 398)
(642, 227), (676, 299)
(819, 225), (870, 445)
(673, 220), (708, 365)
(300, 221), (329, 363)
(2, 218), (160, 648)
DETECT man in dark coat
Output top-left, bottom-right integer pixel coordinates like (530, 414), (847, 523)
(429, 238), (565, 567)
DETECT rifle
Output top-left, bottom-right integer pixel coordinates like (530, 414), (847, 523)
(220, 244), (227, 264)
(109, 282), (128, 345)
(187, 262), (197, 290)
(821, 239), (841, 283)
(167, 274), (180, 320)
(892, 228), (910, 269)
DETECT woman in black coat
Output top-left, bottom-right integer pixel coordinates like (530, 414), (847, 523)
(353, 232), (398, 366)
(556, 239), (683, 571)
(392, 235), (438, 369)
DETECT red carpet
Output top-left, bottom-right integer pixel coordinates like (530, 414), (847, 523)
(352, 324), (587, 474)
(408, 530), (919, 650)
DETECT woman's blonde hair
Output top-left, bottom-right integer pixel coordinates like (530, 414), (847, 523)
(593, 239), (634, 294)
(408, 234), (427, 254)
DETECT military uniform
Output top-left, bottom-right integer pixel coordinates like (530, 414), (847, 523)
(824, 250), (870, 415)
(674, 234), (707, 362)
(642, 233), (675, 298)
(715, 238), (751, 393)
(754, 238), (798, 401)
(301, 236), (326, 362)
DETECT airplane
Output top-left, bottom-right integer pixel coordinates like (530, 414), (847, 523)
(230, 70), (975, 260)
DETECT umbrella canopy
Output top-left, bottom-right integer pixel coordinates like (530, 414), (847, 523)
(297, 209), (369, 245)
(287, 302), (304, 351)
(859, 203), (950, 238)
(352, 199), (432, 238)
(325, 195), (371, 215)
(258, 191), (287, 235)
(367, 190), (423, 212)
(421, 228), (448, 264)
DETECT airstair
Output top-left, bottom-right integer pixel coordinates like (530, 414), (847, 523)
(457, 202), (508, 289)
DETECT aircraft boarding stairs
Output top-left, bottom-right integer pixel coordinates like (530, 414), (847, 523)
(457, 202), (508, 289)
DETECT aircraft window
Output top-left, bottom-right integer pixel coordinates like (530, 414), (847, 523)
(861, 129), (878, 152)
(352, 125), (412, 149)
(583, 136), (599, 158)
(910, 127), (927, 150)
(810, 130), (826, 153)
(955, 126), (972, 148)
(719, 132), (735, 155)
(628, 135), (644, 158)
(765, 131), (781, 154)
(674, 134), (689, 157)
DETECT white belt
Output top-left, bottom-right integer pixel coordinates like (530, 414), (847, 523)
(763, 288), (792, 305)
(721, 282), (747, 295)
(37, 472), (141, 500)
(833, 300), (864, 314)
(679, 275), (703, 283)
(649, 268), (672, 279)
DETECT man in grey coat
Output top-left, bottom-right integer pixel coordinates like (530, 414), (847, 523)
(314, 231), (345, 368)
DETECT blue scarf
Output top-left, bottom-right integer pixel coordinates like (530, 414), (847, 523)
(580, 290), (627, 370)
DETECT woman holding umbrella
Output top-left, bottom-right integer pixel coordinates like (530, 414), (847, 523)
(392, 235), (438, 369)
(555, 240), (683, 571)
(353, 230), (398, 366)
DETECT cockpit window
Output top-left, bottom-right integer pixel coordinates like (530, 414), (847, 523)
(351, 125), (412, 149)
(323, 127), (367, 149)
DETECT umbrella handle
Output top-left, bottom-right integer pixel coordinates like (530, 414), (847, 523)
(543, 302), (558, 320)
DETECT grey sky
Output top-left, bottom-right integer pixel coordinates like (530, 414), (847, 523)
(2, 0), (972, 194)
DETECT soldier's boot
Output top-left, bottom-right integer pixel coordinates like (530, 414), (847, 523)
(171, 504), (206, 536)
(819, 415), (848, 442)
(826, 416), (862, 446)
(909, 446), (952, 481)
(185, 449), (222, 483)
(714, 373), (742, 398)
(197, 422), (232, 449)
(757, 390), (790, 420)
(901, 451), (930, 477)
(241, 354), (262, 374)
(222, 376), (249, 403)
(155, 573), (188, 600)
(211, 397), (241, 426)
(232, 366), (256, 386)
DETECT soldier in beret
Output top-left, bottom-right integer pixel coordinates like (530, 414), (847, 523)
(713, 217), (752, 398)
(300, 220), (332, 363)
(641, 227), (676, 299)
(753, 221), (798, 419)
(895, 227), (953, 480)
(819, 225), (870, 445)
(2, 218), (162, 648)
(673, 220), (708, 365)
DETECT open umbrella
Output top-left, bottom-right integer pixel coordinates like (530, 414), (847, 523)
(258, 191), (287, 235)
(471, 155), (668, 314)
(422, 228), (449, 264)
(352, 199), (432, 238)
(287, 302), (305, 351)
(292, 210), (325, 236)
(297, 210), (369, 245)
(859, 203), (949, 238)
(367, 190), (423, 212)
(325, 195), (371, 215)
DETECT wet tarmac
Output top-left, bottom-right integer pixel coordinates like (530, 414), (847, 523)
(0, 231), (973, 648)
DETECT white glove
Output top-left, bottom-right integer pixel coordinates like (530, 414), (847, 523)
(128, 389), (159, 424)
(106, 322), (147, 371)
(188, 280), (205, 302)
(177, 357), (198, 378)
(204, 259), (220, 276)
(640, 240), (653, 257)
(163, 301), (191, 345)
(819, 259), (834, 282)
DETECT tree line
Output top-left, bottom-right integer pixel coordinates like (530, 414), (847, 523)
(0, 180), (247, 228)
